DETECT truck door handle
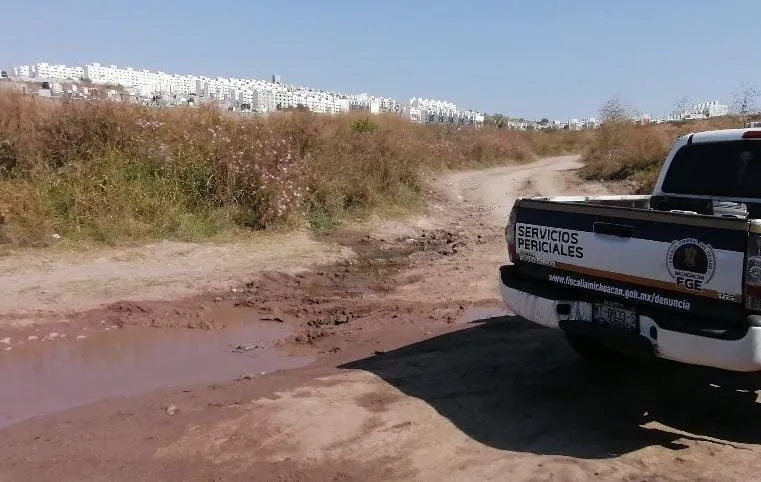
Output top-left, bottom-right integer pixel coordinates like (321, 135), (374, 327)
(593, 222), (633, 238)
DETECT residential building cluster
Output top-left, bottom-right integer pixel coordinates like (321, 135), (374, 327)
(530, 100), (728, 131)
(516, 100), (730, 131)
(664, 100), (730, 122)
(10, 62), (485, 127)
(493, 117), (602, 132)
(12, 63), (84, 81)
(5, 62), (736, 130)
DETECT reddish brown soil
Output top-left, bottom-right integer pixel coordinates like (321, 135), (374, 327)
(2, 157), (760, 482)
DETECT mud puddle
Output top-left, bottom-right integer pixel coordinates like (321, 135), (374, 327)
(0, 321), (313, 428)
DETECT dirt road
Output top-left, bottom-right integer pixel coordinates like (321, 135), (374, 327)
(2, 155), (760, 482)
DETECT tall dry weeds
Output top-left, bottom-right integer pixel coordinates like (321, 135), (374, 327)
(1, 91), (747, 246)
(580, 116), (745, 193)
(0, 93), (546, 245)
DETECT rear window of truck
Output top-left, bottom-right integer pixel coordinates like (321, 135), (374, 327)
(662, 140), (761, 197)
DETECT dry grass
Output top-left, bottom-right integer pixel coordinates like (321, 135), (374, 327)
(3, 91), (748, 247)
(0, 92), (548, 246)
(527, 129), (597, 157)
(579, 116), (746, 193)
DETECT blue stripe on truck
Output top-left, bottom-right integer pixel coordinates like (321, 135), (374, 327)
(517, 262), (746, 324)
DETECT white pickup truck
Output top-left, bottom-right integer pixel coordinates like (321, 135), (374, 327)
(499, 127), (761, 372)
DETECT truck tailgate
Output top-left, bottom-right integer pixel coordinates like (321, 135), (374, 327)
(513, 199), (749, 322)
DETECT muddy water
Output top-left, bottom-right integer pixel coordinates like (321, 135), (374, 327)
(0, 322), (313, 428)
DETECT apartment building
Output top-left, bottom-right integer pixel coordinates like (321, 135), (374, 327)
(39, 63), (84, 80)
(402, 107), (423, 123)
(347, 93), (402, 114)
(461, 110), (486, 126)
(410, 97), (458, 115)
(10, 61), (485, 124)
(664, 100), (730, 122)
(12, 65), (31, 78)
(253, 89), (276, 112)
(408, 97), (484, 126)
(690, 100), (729, 118)
(13, 63), (83, 81)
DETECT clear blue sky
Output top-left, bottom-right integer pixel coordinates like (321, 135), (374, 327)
(3, 0), (760, 120)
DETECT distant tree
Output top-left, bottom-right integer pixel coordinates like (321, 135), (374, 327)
(731, 83), (759, 116)
(598, 94), (632, 123)
(539, 118), (549, 125)
(278, 103), (311, 112)
(672, 96), (691, 117)
(484, 113), (510, 129)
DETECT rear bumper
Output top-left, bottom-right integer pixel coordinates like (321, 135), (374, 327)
(499, 265), (761, 373)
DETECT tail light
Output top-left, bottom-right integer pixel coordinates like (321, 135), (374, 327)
(505, 205), (518, 263)
(745, 228), (761, 311)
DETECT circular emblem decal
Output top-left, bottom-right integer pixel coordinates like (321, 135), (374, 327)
(666, 238), (716, 292)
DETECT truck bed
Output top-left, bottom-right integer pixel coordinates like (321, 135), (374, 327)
(522, 194), (652, 209)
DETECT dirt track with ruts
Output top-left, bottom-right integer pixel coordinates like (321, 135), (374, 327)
(2, 155), (760, 482)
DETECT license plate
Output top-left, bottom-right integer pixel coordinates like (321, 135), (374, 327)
(592, 302), (638, 332)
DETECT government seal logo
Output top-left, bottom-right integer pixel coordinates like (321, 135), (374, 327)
(666, 238), (716, 292)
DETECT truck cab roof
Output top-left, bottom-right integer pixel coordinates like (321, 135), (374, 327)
(680, 128), (761, 144)
(652, 127), (761, 213)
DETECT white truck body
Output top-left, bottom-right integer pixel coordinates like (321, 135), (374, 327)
(499, 128), (761, 372)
